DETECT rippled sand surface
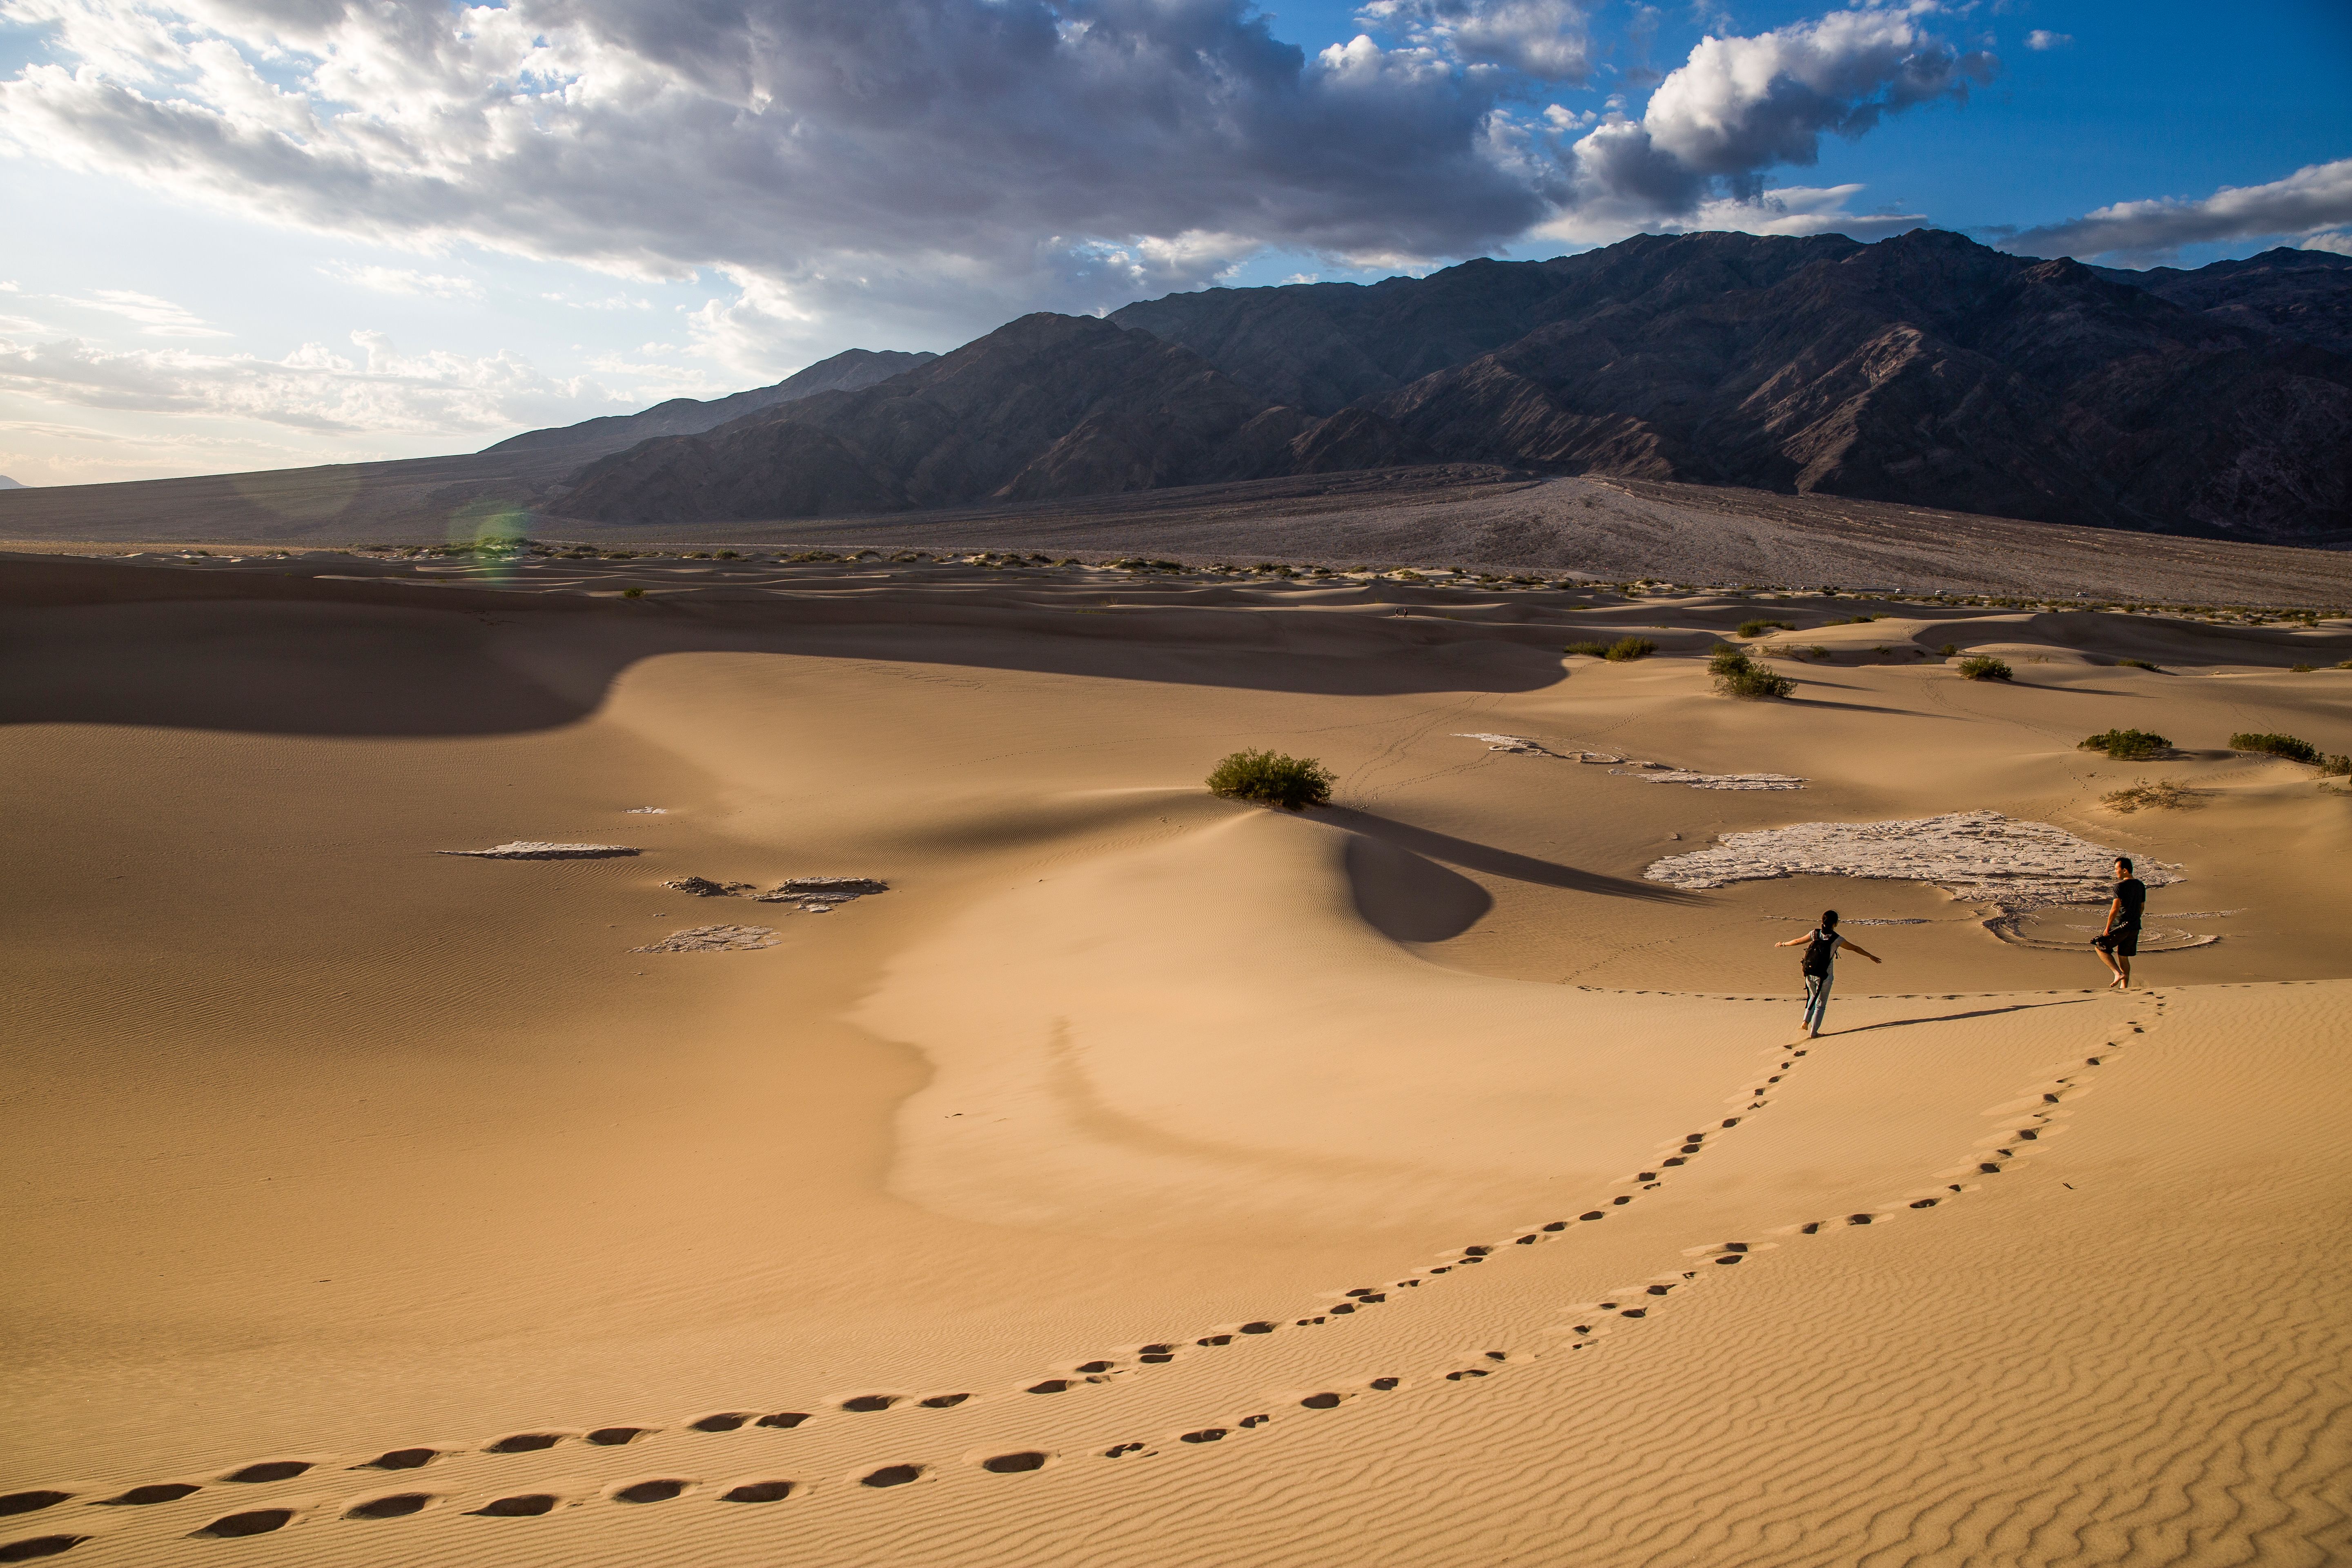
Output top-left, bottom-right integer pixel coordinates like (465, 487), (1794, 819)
(4, 550), (2348, 1567)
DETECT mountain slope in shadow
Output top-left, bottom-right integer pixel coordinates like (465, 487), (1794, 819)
(556, 232), (2352, 541)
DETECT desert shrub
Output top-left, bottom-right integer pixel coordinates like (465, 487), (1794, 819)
(1603, 636), (1657, 662)
(2079, 728), (2169, 760)
(2340, 659), (2352, 670)
(1207, 750), (1333, 811)
(2103, 779), (2194, 813)
(2230, 732), (2321, 764)
(620, 586), (645, 599)
(2292, 663), (2316, 673)
(1957, 655), (2013, 681)
(1710, 646), (1795, 699)
(2321, 753), (2352, 777)
(1737, 619), (1797, 638)
(2116, 657), (2158, 670)
(1565, 641), (1610, 657)
(1939, 642), (1958, 657)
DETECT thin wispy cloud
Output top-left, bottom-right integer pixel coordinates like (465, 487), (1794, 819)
(325, 264), (485, 301)
(58, 289), (229, 337)
(0, 330), (629, 433)
(2006, 158), (2352, 263)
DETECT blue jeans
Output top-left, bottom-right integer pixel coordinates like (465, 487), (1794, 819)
(1803, 971), (1833, 1031)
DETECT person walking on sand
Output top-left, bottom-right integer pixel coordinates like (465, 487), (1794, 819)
(1775, 909), (1880, 1038)
(2092, 855), (2146, 990)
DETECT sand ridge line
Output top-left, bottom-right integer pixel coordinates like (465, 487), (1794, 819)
(0, 992), (2164, 1559)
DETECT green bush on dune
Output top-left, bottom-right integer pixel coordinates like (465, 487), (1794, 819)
(2079, 728), (2170, 760)
(1957, 655), (2012, 681)
(1709, 644), (1796, 699)
(1565, 636), (1655, 661)
(1207, 750), (1334, 811)
(2230, 732), (2321, 764)
(1737, 619), (1797, 638)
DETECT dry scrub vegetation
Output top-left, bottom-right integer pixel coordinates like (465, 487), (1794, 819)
(2103, 779), (2196, 813)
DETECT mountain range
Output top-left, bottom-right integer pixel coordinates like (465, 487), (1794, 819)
(555, 232), (2352, 542)
(486, 348), (936, 458)
(4, 233), (2347, 545)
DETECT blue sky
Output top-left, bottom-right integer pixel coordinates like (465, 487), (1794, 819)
(1, 0), (2346, 484)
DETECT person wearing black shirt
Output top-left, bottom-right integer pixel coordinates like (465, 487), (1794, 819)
(1773, 908), (1882, 1038)
(2091, 856), (2147, 989)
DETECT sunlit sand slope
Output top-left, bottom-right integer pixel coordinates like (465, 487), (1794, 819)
(2, 554), (2346, 1567)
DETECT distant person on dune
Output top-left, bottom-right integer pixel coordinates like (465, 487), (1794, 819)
(2092, 856), (2146, 990)
(1775, 909), (1881, 1039)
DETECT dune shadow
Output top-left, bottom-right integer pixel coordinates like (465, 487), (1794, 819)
(1321, 807), (1699, 904)
(1343, 835), (1494, 941)
(0, 554), (1570, 737)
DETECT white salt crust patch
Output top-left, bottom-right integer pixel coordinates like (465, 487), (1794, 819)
(1610, 766), (1806, 791)
(437, 842), (639, 859)
(1453, 734), (1804, 789)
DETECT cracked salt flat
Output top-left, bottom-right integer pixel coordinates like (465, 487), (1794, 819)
(1644, 811), (2178, 910)
(631, 925), (779, 953)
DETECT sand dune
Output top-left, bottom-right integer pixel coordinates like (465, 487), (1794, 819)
(2, 550), (2347, 1567)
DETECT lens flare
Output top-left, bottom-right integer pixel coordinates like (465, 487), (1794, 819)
(447, 499), (531, 583)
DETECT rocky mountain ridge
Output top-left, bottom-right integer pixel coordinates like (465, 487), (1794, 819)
(558, 231), (2352, 541)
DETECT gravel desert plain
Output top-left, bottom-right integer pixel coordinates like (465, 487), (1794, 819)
(4, 494), (2349, 1566)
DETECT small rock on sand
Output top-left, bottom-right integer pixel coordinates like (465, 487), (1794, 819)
(664, 876), (755, 896)
(752, 877), (890, 907)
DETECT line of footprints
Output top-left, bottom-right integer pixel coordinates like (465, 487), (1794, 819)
(0, 995), (2154, 1564)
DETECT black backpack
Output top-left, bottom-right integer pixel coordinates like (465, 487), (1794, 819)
(1801, 929), (1838, 977)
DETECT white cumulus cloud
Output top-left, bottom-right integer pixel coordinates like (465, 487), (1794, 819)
(2023, 29), (2069, 49)
(1356, 0), (1596, 81)
(0, 0), (2000, 359)
(1570, 4), (1997, 211)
